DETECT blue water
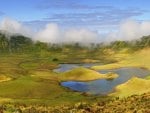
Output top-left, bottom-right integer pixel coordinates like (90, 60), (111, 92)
(61, 67), (150, 95)
(53, 63), (100, 72)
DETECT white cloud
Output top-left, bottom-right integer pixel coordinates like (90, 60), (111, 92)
(64, 29), (98, 43)
(34, 23), (61, 43)
(0, 18), (98, 44)
(1, 18), (150, 44)
(34, 23), (98, 43)
(106, 20), (150, 42)
(0, 18), (33, 37)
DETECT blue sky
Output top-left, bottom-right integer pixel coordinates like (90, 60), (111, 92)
(0, 0), (150, 33)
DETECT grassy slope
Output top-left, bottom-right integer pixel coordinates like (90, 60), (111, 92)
(0, 48), (149, 104)
(92, 48), (150, 97)
(1, 92), (150, 113)
(0, 72), (93, 105)
(0, 75), (11, 82)
(59, 67), (118, 81)
(110, 77), (150, 97)
(0, 53), (109, 105)
(92, 48), (150, 70)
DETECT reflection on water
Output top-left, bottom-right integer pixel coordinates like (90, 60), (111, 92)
(61, 67), (150, 95)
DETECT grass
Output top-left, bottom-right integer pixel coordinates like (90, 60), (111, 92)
(0, 75), (11, 82)
(90, 48), (150, 97)
(105, 72), (119, 80)
(1, 92), (150, 113)
(0, 76), (52, 98)
(59, 67), (105, 81)
(0, 52), (110, 105)
(92, 48), (150, 70)
(145, 75), (150, 79)
(0, 75), (94, 105)
(0, 47), (149, 106)
(59, 67), (119, 81)
(109, 77), (150, 97)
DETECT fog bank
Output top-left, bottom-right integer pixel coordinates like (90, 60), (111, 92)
(1, 18), (150, 43)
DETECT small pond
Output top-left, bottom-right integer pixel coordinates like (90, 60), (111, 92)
(61, 67), (150, 95)
(53, 63), (100, 72)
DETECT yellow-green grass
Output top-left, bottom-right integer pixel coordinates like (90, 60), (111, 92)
(0, 53), (108, 105)
(109, 77), (150, 98)
(0, 75), (11, 82)
(0, 75), (90, 105)
(30, 70), (59, 82)
(104, 72), (119, 80)
(145, 75), (150, 80)
(0, 48), (149, 105)
(0, 76), (55, 98)
(92, 48), (150, 70)
(91, 48), (150, 97)
(0, 97), (12, 103)
(19, 60), (58, 70)
(59, 67), (119, 81)
(0, 70), (100, 105)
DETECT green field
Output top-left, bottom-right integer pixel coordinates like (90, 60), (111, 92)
(0, 34), (150, 112)
(0, 47), (150, 105)
(0, 49), (114, 106)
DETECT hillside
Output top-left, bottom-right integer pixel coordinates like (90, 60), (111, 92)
(0, 92), (149, 113)
(0, 32), (150, 112)
(60, 67), (118, 81)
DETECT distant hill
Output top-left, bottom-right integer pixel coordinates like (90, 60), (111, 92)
(0, 31), (150, 54)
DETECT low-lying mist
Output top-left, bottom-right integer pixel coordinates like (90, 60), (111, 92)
(1, 17), (150, 44)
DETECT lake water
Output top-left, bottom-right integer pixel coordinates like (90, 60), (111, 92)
(60, 66), (150, 95)
(53, 63), (100, 72)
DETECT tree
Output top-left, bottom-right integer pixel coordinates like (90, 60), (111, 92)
(0, 33), (9, 52)
(110, 41), (129, 50)
(9, 35), (33, 52)
(34, 41), (48, 51)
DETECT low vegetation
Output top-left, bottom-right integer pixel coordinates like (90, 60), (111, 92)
(0, 92), (149, 113)
(105, 72), (119, 80)
(0, 31), (150, 111)
(60, 67), (119, 81)
(92, 47), (150, 98)
(110, 77), (150, 97)
(92, 48), (150, 70)
(0, 75), (11, 82)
